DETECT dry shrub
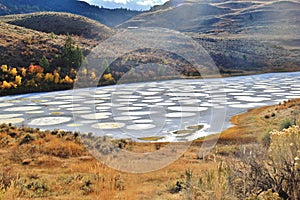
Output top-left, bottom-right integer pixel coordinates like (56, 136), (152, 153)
(229, 126), (300, 199)
(40, 134), (86, 158)
(170, 163), (234, 200)
(0, 181), (20, 200)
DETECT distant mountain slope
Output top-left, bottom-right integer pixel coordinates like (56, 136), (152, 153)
(118, 0), (300, 72)
(133, 2), (232, 32)
(0, 0), (141, 27)
(120, 0), (299, 34)
(0, 12), (114, 40)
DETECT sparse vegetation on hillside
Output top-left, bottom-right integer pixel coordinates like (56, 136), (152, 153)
(0, 35), (118, 95)
(0, 12), (114, 40)
(0, 0), (141, 27)
(119, 0), (300, 72)
(0, 12), (114, 69)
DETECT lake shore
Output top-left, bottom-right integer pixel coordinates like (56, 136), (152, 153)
(1, 69), (298, 97)
(0, 98), (299, 199)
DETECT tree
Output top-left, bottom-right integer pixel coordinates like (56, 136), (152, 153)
(61, 35), (83, 70)
(39, 55), (50, 72)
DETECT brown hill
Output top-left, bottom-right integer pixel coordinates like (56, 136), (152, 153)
(0, 12), (114, 68)
(0, 12), (114, 40)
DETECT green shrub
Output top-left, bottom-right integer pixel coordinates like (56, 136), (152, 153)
(279, 118), (294, 130)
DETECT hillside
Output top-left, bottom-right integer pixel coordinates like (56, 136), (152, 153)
(119, 0), (300, 72)
(0, 0), (141, 27)
(0, 12), (114, 68)
(0, 12), (114, 40)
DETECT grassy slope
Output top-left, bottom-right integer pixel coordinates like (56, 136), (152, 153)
(0, 99), (299, 199)
(0, 0), (141, 27)
(0, 12), (114, 67)
(219, 98), (300, 143)
(0, 12), (113, 40)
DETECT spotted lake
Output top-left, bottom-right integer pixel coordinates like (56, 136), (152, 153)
(1, 72), (299, 142)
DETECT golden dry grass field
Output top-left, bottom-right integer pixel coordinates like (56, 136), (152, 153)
(0, 99), (299, 199)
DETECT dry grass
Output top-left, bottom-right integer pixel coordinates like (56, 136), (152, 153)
(0, 99), (299, 199)
(219, 98), (300, 143)
(0, 12), (113, 40)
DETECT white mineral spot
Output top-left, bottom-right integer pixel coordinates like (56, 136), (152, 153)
(132, 103), (149, 107)
(81, 113), (111, 120)
(290, 91), (300, 94)
(133, 119), (153, 123)
(49, 108), (61, 111)
(115, 98), (139, 102)
(156, 102), (176, 106)
(96, 106), (112, 110)
(0, 118), (24, 124)
(66, 107), (91, 111)
(114, 116), (141, 121)
(72, 110), (92, 114)
(234, 96), (270, 102)
(41, 102), (69, 105)
(222, 101), (240, 105)
(137, 91), (158, 96)
(67, 123), (83, 127)
(229, 92), (254, 96)
(116, 107), (143, 111)
(92, 122), (125, 129)
(166, 112), (196, 118)
(0, 114), (23, 119)
(263, 89), (284, 93)
(5, 106), (42, 112)
(29, 116), (72, 126)
(142, 99), (163, 103)
(228, 104), (255, 108)
(83, 100), (105, 104)
(168, 106), (208, 112)
(178, 99), (201, 104)
(121, 111), (156, 116)
(0, 103), (13, 107)
(126, 124), (156, 130)
(286, 95), (300, 99)
(55, 96), (76, 99)
(200, 103), (214, 107)
(59, 104), (80, 108)
(80, 120), (98, 124)
(26, 111), (45, 114)
(143, 96), (163, 99)
(93, 94), (111, 98)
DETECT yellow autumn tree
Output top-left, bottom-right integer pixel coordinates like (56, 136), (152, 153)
(1, 65), (8, 73)
(81, 67), (87, 76)
(15, 75), (22, 86)
(21, 68), (27, 77)
(26, 79), (36, 87)
(103, 73), (114, 82)
(1, 81), (11, 89)
(44, 73), (54, 82)
(61, 75), (73, 84)
(1, 81), (16, 89)
(9, 68), (17, 77)
(35, 72), (44, 81)
(90, 71), (96, 80)
(53, 71), (60, 84)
